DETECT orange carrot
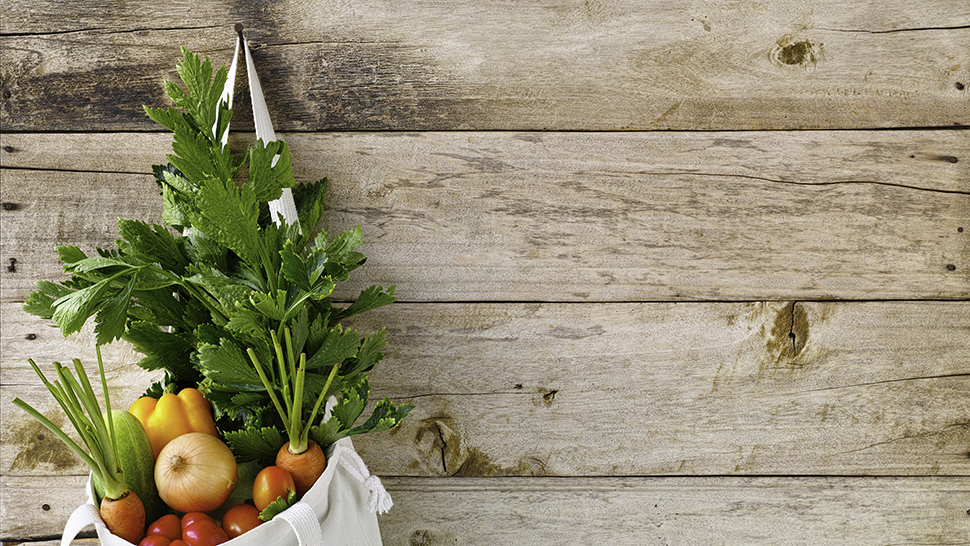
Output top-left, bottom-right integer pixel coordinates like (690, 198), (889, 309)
(100, 491), (146, 544)
(276, 439), (327, 496)
(248, 329), (339, 497)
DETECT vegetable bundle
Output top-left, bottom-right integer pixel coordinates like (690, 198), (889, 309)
(18, 47), (412, 542)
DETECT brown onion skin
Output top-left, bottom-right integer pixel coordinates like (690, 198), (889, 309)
(155, 433), (238, 513)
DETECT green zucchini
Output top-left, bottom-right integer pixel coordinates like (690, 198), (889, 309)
(94, 409), (166, 523)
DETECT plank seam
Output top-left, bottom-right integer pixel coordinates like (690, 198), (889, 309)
(817, 24), (970, 34)
(2, 127), (969, 135)
(0, 24), (225, 38)
(4, 166), (966, 195)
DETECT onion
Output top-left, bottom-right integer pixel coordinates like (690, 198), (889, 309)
(155, 432), (238, 513)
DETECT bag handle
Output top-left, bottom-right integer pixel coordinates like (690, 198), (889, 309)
(276, 501), (324, 546)
(60, 502), (101, 546)
(220, 25), (300, 231)
(339, 443), (394, 514)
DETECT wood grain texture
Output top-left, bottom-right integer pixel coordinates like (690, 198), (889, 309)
(348, 301), (970, 477)
(2, 131), (967, 303)
(2, 0), (968, 131)
(5, 301), (969, 479)
(0, 309), (161, 479)
(3, 2), (969, 544)
(3, 475), (968, 544)
(378, 476), (970, 546)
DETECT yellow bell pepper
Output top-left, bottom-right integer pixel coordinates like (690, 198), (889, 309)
(129, 388), (219, 458)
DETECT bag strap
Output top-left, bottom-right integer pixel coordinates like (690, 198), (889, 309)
(276, 501), (324, 546)
(220, 26), (300, 231)
(339, 443), (394, 514)
(60, 502), (101, 546)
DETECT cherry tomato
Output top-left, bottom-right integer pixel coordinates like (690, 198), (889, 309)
(139, 536), (172, 546)
(252, 466), (296, 511)
(147, 514), (182, 541)
(170, 541), (190, 546)
(221, 503), (264, 539)
(181, 512), (215, 532)
(182, 520), (229, 546)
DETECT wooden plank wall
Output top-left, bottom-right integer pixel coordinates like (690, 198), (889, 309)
(2, 1), (968, 544)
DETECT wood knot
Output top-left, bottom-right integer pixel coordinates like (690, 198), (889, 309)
(771, 37), (821, 69)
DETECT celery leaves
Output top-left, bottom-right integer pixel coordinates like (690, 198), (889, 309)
(23, 47), (411, 456)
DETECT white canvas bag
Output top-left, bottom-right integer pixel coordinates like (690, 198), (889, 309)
(59, 30), (391, 546)
(61, 437), (389, 545)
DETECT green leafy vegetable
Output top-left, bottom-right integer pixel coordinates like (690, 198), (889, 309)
(22, 47), (412, 458)
(259, 488), (296, 521)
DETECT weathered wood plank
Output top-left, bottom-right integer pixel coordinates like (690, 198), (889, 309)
(351, 301), (970, 477)
(0, 311), (161, 479)
(379, 476), (970, 546)
(2, 131), (967, 303)
(2, 1), (968, 131)
(0, 475), (91, 543)
(3, 475), (968, 544)
(4, 131), (967, 192)
(5, 301), (969, 478)
(0, 169), (163, 303)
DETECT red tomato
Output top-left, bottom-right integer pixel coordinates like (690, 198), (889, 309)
(139, 536), (172, 546)
(252, 466), (296, 511)
(182, 520), (229, 546)
(181, 512), (215, 532)
(170, 542), (190, 546)
(222, 503), (264, 539)
(147, 514), (182, 541)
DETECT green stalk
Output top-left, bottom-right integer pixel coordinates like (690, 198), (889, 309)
(60, 362), (123, 498)
(96, 346), (123, 483)
(290, 352), (307, 453)
(13, 356), (127, 501)
(259, 238), (277, 294)
(285, 328), (298, 395)
(271, 330), (293, 420)
(54, 364), (104, 459)
(63, 364), (111, 461)
(11, 399), (105, 482)
(247, 347), (289, 429)
(300, 360), (340, 448)
(29, 360), (88, 443)
(281, 292), (312, 325)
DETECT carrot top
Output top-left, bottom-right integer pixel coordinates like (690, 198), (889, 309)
(13, 346), (129, 500)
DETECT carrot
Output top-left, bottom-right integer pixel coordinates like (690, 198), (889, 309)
(100, 490), (146, 544)
(276, 439), (327, 496)
(248, 329), (339, 496)
(12, 347), (147, 543)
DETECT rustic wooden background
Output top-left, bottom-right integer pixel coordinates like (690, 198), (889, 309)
(2, 1), (969, 544)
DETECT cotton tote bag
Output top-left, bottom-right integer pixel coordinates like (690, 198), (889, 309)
(59, 30), (391, 546)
